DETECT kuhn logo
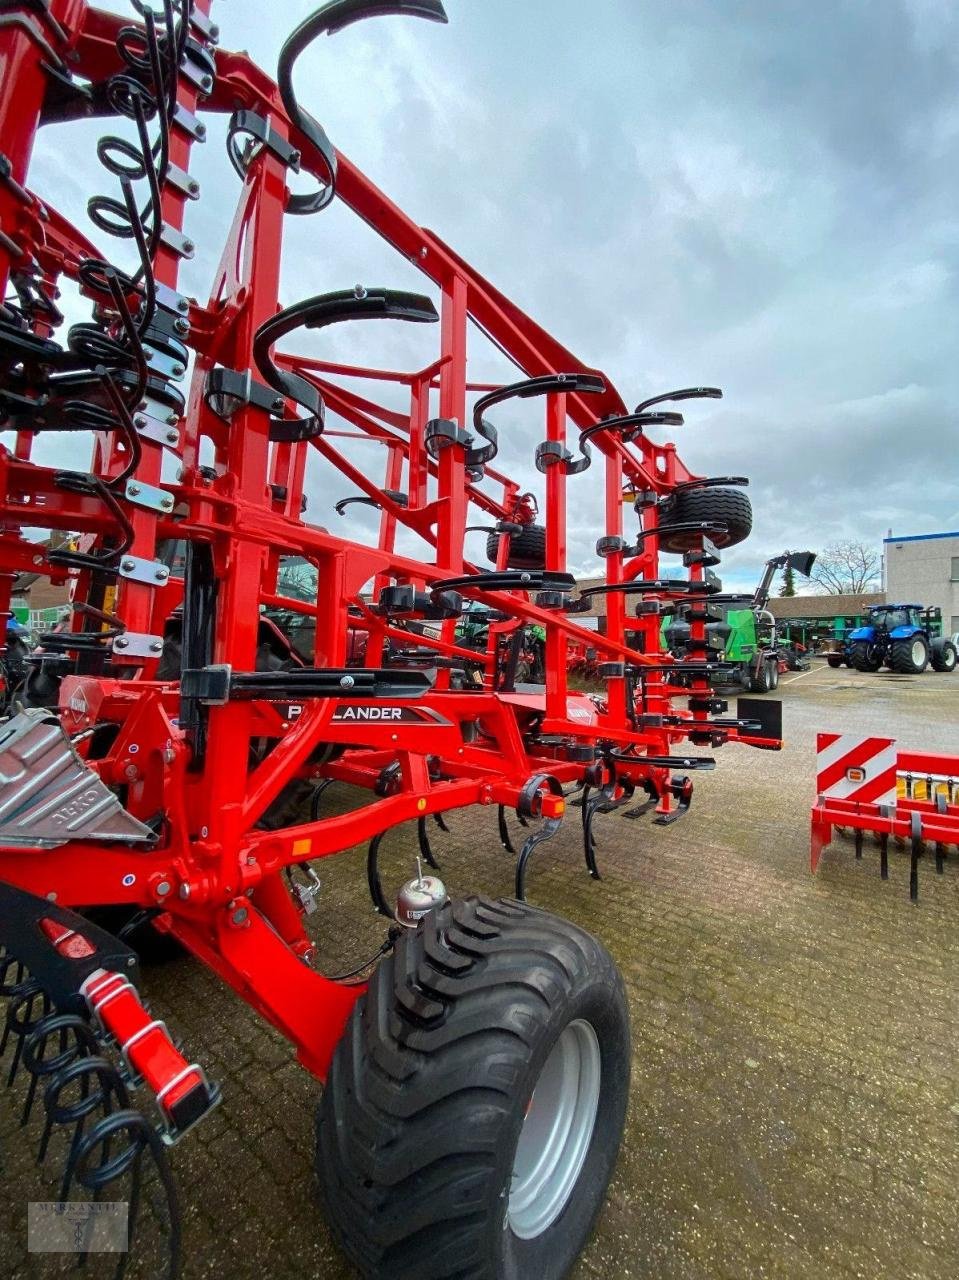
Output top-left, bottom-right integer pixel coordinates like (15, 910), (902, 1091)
(69, 688), (88, 717)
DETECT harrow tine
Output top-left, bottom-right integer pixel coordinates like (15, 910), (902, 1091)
(434, 812), (452, 834)
(497, 805), (516, 855)
(4, 980), (50, 1088)
(416, 817), (442, 870)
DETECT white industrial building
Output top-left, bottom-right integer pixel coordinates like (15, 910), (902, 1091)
(884, 531), (959, 635)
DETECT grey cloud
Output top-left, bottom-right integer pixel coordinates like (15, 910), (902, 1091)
(8, 0), (957, 593)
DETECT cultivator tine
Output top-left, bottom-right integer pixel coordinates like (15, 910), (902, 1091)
(582, 785), (603, 881)
(310, 777), (337, 820)
(652, 776), (695, 826)
(434, 812), (452, 834)
(497, 805), (516, 855)
(367, 832), (394, 917)
(416, 817), (442, 870)
(514, 817), (563, 901)
(879, 832), (889, 880)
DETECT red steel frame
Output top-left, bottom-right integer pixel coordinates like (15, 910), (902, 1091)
(0, 0), (776, 1078)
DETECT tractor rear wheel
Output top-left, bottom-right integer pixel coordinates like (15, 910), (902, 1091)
(316, 896), (630, 1280)
(486, 523), (546, 569)
(657, 486), (752, 554)
(930, 640), (957, 673)
(889, 635), (929, 674)
(849, 643), (882, 672)
(826, 654), (843, 669)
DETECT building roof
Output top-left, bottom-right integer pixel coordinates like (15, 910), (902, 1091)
(884, 530), (959, 544)
(767, 591), (885, 620)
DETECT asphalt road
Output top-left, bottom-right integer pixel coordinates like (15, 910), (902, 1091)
(2, 659), (957, 1280)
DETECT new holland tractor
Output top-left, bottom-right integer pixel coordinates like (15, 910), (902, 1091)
(847, 604), (957, 674)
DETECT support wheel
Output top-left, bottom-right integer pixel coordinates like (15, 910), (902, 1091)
(889, 635), (929, 674)
(486, 523), (546, 569)
(657, 486), (752, 553)
(849, 643), (882, 672)
(316, 896), (630, 1280)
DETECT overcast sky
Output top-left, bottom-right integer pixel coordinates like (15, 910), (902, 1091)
(21, 0), (959, 592)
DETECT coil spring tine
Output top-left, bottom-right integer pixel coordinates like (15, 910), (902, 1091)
(497, 804), (515, 855)
(514, 817), (563, 902)
(366, 833), (393, 918)
(416, 817), (441, 870)
(71, 1107), (182, 1280)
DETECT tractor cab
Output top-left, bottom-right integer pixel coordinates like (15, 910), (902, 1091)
(850, 604), (925, 642)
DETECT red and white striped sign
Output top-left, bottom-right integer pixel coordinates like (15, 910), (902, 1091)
(815, 733), (898, 805)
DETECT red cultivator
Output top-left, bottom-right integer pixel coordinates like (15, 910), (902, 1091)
(0, 2), (781, 1275)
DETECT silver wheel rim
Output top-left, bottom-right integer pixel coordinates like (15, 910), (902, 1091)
(912, 639), (925, 666)
(508, 1018), (601, 1240)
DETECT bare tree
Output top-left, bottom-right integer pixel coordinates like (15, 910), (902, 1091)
(811, 541), (880, 594)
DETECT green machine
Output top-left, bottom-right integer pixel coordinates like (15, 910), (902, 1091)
(663, 550), (817, 693)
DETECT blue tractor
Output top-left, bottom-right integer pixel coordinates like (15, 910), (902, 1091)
(847, 603), (957, 674)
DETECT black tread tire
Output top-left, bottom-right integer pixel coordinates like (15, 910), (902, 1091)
(930, 641), (957, 673)
(486, 524), (546, 569)
(316, 896), (630, 1280)
(657, 486), (752, 554)
(849, 643), (882, 673)
(768, 658), (780, 690)
(889, 635), (929, 674)
(749, 659), (772, 693)
(826, 654), (843, 669)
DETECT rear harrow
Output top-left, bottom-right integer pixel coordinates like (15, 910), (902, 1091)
(0, 0), (782, 1275)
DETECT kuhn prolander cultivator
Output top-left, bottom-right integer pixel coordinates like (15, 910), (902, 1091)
(0, 2), (781, 1275)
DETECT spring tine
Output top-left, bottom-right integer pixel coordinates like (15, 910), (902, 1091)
(433, 812), (451, 834)
(366, 833), (393, 918)
(416, 817), (441, 870)
(497, 805), (515, 855)
(21, 1069), (39, 1125)
(309, 777), (335, 820)
(582, 788), (603, 881)
(514, 817), (562, 901)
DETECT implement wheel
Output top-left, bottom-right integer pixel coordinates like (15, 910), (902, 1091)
(316, 896), (630, 1280)
(657, 485), (752, 554)
(889, 635), (929, 674)
(486, 523), (546, 569)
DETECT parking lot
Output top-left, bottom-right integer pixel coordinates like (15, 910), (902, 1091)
(3, 660), (958, 1280)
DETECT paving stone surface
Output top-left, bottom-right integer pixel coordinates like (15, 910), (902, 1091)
(2, 661), (957, 1279)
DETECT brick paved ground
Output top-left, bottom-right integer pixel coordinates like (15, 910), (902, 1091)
(2, 661), (957, 1279)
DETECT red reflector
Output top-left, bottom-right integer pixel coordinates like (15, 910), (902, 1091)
(846, 767), (866, 783)
(39, 917), (96, 958)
